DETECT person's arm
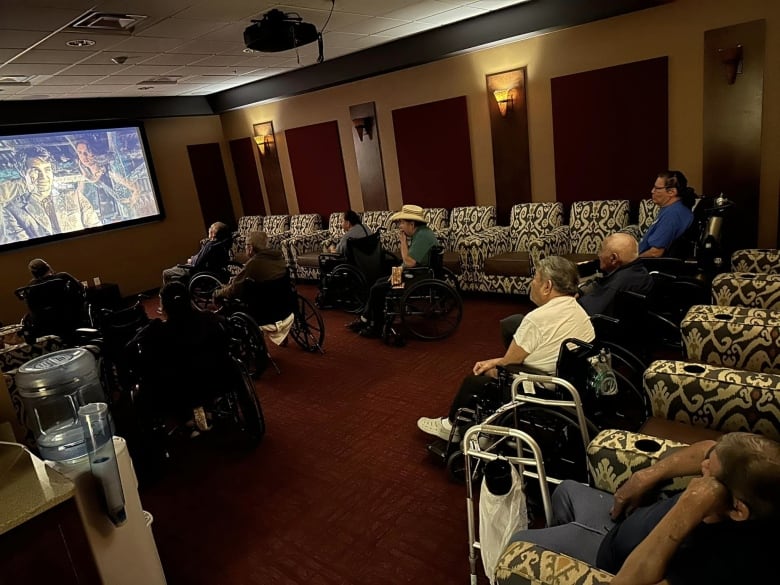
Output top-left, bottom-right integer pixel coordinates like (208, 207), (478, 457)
(639, 246), (665, 258)
(399, 230), (417, 267)
(214, 266), (247, 299)
(610, 440), (717, 520)
(473, 341), (530, 377)
(611, 476), (729, 585)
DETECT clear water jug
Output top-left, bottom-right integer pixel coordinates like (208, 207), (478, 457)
(17, 348), (108, 461)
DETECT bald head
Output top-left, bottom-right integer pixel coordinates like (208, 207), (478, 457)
(598, 232), (639, 273)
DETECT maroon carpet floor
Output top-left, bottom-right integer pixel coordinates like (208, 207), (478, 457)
(139, 286), (531, 585)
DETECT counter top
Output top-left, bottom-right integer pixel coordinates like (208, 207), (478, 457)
(0, 442), (74, 536)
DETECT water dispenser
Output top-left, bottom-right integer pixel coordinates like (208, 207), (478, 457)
(16, 347), (109, 461)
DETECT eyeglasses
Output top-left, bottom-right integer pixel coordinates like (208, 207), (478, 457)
(651, 186), (669, 192)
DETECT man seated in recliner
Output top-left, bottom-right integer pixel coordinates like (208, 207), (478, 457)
(639, 170), (695, 258)
(214, 231), (286, 301)
(348, 204), (438, 338)
(508, 432), (780, 585)
(28, 257), (83, 290)
(161, 221), (231, 287)
(417, 256), (595, 441)
(499, 233), (653, 348)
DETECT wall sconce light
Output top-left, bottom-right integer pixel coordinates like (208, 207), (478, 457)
(353, 116), (373, 141)
(254, 134), (273, 156)
(493, 88), (515, 117)
(717, 45), (743, 85)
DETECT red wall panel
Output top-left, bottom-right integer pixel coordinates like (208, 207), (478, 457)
(285, 121), (349, 218)
(392, 96), (475, 209)
(551, 57), (668, 210)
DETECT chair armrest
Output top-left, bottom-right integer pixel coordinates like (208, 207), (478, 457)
(495, 541), (613, 585)
(460, 226), (511, 270)
(287, 230), (330, 259)
(531, 225), (572, 257)
(587, 428), (689, 495)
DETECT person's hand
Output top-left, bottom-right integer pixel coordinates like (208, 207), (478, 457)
(328, 244), (337, 253)
(610, 468), (657, 520)
(679, 476), (730, 520)
(473, 358), (499, 376)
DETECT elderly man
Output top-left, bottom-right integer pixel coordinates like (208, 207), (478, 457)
(327, 210), (372, 255)
(508, 432), (780, 585)
(499, 233), (653, 348)
(161, 221), (231, 288)
(349, 204), (438, 338)
(214, 231), (286, 300)
(418, 256), (595, 441)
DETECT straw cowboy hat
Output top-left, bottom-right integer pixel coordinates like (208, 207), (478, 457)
(390, 204), (427, 223)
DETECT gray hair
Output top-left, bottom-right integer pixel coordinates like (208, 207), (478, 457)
(536, 256), (579, 296)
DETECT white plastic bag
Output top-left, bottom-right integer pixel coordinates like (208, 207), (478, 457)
(479, 462), (528, 584)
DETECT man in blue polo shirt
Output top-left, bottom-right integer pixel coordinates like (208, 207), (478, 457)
(639, 170), (694, 258)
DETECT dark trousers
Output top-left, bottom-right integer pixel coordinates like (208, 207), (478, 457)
(363, 277), (392, 330)
(448, 375), (507, 422)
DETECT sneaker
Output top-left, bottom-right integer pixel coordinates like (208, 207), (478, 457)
(417, 416), (459, 442)
(346, 317), (368, 332)
(358, 327), (380, 339)
(193, 406), (212, 432)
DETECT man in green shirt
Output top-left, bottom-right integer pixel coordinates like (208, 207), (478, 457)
(348, 204), (438, 337)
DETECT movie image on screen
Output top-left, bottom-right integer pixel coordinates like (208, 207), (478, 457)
(0, 124), (163, 250)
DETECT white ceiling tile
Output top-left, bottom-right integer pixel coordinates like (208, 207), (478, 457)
(382, 1), (454, 21)
(14, 49), (90, 64)
(0, 48), (20, 61)
(0, 30), (49, 49)
(109, 36), (187, 53)
(167, 65), (248, 76)
(35, 75), (104, 85)
(59, 63), (132, 75)
(374, 22), (434, 38)
(199, 23), (251, 43)
(337, 17), (407, 35)
(292, 0), (388, 17)
(24, 0), (100, 9)
(176, 0), (275, 21)
(272, 5), (339, 28)
(190, 54), (249, 67)
(137, 18), (229, 39)
(351, 36), (394, 49)
(137, 53), (203, 66)
(184, 75), (244, 83)
(168, 40), (245, 55)
(0, 63), (68, 75)
(92, 0), (193, 18)
(121, 64), (179, 76)
(92, 75), (157, 85)
(321, 32), (368, 48)
(319, 12), (374, 31)
(0, 6), (87, 31)
(469, 0), (531, 9)
(418, 5), (487, 25)
(36, 31), (130, 52)
(26, 84), (82, 93)
(0, 86), (28, 95)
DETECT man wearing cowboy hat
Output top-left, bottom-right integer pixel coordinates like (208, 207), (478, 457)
(348, 204), (438, 337)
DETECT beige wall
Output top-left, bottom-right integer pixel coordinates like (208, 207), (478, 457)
(0, 115), (235, 325)
(220, 0), (780, 246)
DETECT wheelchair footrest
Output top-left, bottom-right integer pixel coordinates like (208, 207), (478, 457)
(426, 438), (449, 463)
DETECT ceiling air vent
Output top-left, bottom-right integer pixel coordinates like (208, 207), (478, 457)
(71, 12), (147, 32)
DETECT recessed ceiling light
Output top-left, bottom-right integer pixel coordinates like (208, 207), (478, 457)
(66, 39), (96, 47)
(243, 48), (257, 53)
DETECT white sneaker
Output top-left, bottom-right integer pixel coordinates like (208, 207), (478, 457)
(417, 416), (459, 442)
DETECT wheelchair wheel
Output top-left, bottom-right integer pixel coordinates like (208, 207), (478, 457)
(290, 294), (325, 353)
(400, 280), (463, 340)
(229, 361), (265, 444)
(227, 312), (269, 378)
(441, 267), (461, 294)
(328, 264), (368, 313)
(188, 273), (223, 312)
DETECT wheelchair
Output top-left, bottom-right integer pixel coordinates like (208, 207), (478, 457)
(316, 231), (395, 313)
(380, 246), (463, 346)
(15, 276), (92, 346)
(429, 337), (649, 486)
(186, 259), (244, 312)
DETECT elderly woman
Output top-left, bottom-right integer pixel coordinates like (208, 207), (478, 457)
(417, 256), (595, 441)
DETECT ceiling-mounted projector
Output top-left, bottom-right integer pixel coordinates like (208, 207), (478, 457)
(244, 9), (319, 53)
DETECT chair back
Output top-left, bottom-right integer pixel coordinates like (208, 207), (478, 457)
(289, 213), (322, 236)
(346, 232), (385, 284)
(16, 277), (88, 341)
(511, 203), (564, 251)
(448, 206), (496, 249)
(241, 275), (297, 325)
(569, 200), (630, 254)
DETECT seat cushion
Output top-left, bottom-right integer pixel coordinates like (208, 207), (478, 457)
(296, 252), (321, 269)
(443, 250), (461, 274)
(485, 252), (531, 277)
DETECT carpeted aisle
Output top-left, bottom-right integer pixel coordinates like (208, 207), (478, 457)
(139, 285), (531, 585)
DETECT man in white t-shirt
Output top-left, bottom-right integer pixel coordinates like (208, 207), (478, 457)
(417, 256), (595, 441)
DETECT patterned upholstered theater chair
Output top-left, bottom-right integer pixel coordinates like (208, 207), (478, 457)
(731, 248), (780, 274)
(262, 214), (291, 249)
(275, 213), (322, 268)
(495, 359), (780, 585)
(621, 198), (658, 241)
(681, 304), (780, 374)
(287, 212), (347, 280)
(711, 272), (780, 311)
(534, 200), (631, 267)
(437, 206), (496, 280)
(461, 202), (563, 295)
(232, 215), (265, 260)
(361, 210), (393, 236)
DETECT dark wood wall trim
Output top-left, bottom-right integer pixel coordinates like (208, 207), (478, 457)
(229, 137), (266, 216)
(488, 68), (532, 225)
(350, 102), (387, 211)
(703, 20), (765, 252)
